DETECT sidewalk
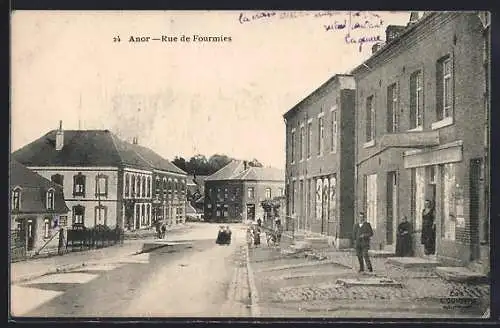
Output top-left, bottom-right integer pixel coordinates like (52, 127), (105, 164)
(247, 240), (490, 318)
(10, 239), (147, 284)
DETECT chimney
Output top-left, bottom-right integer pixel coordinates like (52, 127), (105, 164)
(55, 120), (64, 151)
(408, 11), (420, 26)
(243, 161), (248, 170)
(385, 25), (406, 43)
(133, 137), (138, 145)
(371, 42), (382, 54)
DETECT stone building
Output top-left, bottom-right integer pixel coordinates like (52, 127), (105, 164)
(283, 74), (356, 248)
(204, 160), (285, 223)
(12, 122), (187, 231)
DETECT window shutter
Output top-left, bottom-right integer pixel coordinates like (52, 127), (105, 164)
(386, 86), (392, 132)
(395, 82), (400, 131)
(436, 60), (444, 121)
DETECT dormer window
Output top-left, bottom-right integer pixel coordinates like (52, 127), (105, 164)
(73, 173), (86, 197)
(11, 187), (21, 211)
(46, 189), (55, 210)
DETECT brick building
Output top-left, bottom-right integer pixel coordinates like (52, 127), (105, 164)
(204, 160), (285, 223)
(283, 74), (356, 248)
(351, 12), (490, 268)
(12, 122), (187, 231)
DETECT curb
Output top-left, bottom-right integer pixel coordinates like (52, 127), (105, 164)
(246, 245), (261, 317)
(11, 249), (141, 285)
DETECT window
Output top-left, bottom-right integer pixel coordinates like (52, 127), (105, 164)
(95, 174), (108, 197)
(72, 205), (85, 226)
(265, 188), (271, 199)
(59, 215), (68, 226)
(291, 129), (296, 162)
(51, 174), (64, 186)
(131, 175), (136, 197)
(410, 70), (423, 129)
(46, 189), (55, 210)
(146, 204), (151, 225)
(278, 188), (284, 197)
(410, 168), (416, 227)
(436, 56), (453, 122)
(94, 205), (107, 226)
(44, 218), (51, 238)
(300, 126), (305, 160)
(291, 181), (295, 214)
(73, 173), (86, 197)
(163, 178), (168, 193)
(141, 204), (146, 225)
(125, 173), (130, 197)
(307, 122), (312, 158)
(247, 187), (255, 199)
(331, 109), (338, 153)
(224, 188), (228, 200)
(387, 83), (399, 133)
(147, 177), (151, 197)
(366, 96), (375, 142)
(142, 176), (146, 197)
(207, 203), (212, 209)
(11, 187), (21, 210)
(318, 116), (324, 156)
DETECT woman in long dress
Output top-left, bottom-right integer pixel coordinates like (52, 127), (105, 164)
(421, 200), (436, 255)
(253, 226), (261, 247)
(395, 216), (413, 257)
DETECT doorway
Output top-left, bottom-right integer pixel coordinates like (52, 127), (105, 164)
(26, 219), (36, 251)
(386, 171), (398, 248)
(246, 204), (255, 221)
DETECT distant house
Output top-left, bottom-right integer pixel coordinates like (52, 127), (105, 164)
(12, 121), (187, 231)
(204, 160), (285, 223)
(10, 159), (69, 256)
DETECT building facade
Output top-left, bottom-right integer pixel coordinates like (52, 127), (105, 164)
(204, 160), (285, 223)
(12, 122), (187, 231)
(283, 75), (356, 248)
(10, 159), (69, 256)
(352, 12), (489, 268)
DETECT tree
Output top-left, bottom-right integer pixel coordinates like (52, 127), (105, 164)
(248, 158), (263, 167)
(172, 156), (187, 172)
(208, 154), (232, 173)
(188, 154), (210, 175)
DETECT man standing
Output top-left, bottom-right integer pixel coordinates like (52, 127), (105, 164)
(352, 212), (374, 273)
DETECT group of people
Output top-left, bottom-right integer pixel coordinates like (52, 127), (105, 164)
(353, 199), (436, 273)
(216, 225), (232, 245)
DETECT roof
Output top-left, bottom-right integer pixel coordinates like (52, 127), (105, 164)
(283, 74), (355, 119)
(206, 161), (284, 182)
(10, 159), (69, 214)
(231, 167), (284, 182)
(350, 12), (438, 76)
(205, 160), (246, 181)
(12, 129), (185, 175)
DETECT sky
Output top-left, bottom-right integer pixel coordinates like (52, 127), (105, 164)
(11, 10), (412, 169)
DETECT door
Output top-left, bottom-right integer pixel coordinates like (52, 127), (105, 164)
(246, 204), (255, 221)
(386, 172), (398, 246)
(470, 158), (483, 261)
(26, 219), (36, 251)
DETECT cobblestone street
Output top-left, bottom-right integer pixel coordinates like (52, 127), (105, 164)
(248, 240), (490, 318)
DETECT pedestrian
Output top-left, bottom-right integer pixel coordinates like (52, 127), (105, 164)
(352, 212), (374, 273)
(275, 219), (283, 244)
(216, 225), (225, 245)
(161, 224), (167, 239)
(421, 199), (436, 255)
(156, 221), (162, 239)
(257, 218), (262, 227)
(395, 215), (413, 257)
(253, 225), (261, 247)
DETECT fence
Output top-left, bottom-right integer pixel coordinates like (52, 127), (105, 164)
(66, 225), (124, 251)
(10, 230), (27, 262)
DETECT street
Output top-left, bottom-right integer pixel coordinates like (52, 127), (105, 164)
(11, 223), (250, 318)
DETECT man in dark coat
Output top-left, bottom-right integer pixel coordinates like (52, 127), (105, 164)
(352, 212), (374, 272)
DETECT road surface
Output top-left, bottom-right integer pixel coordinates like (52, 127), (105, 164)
(11, 223), (250, 318)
